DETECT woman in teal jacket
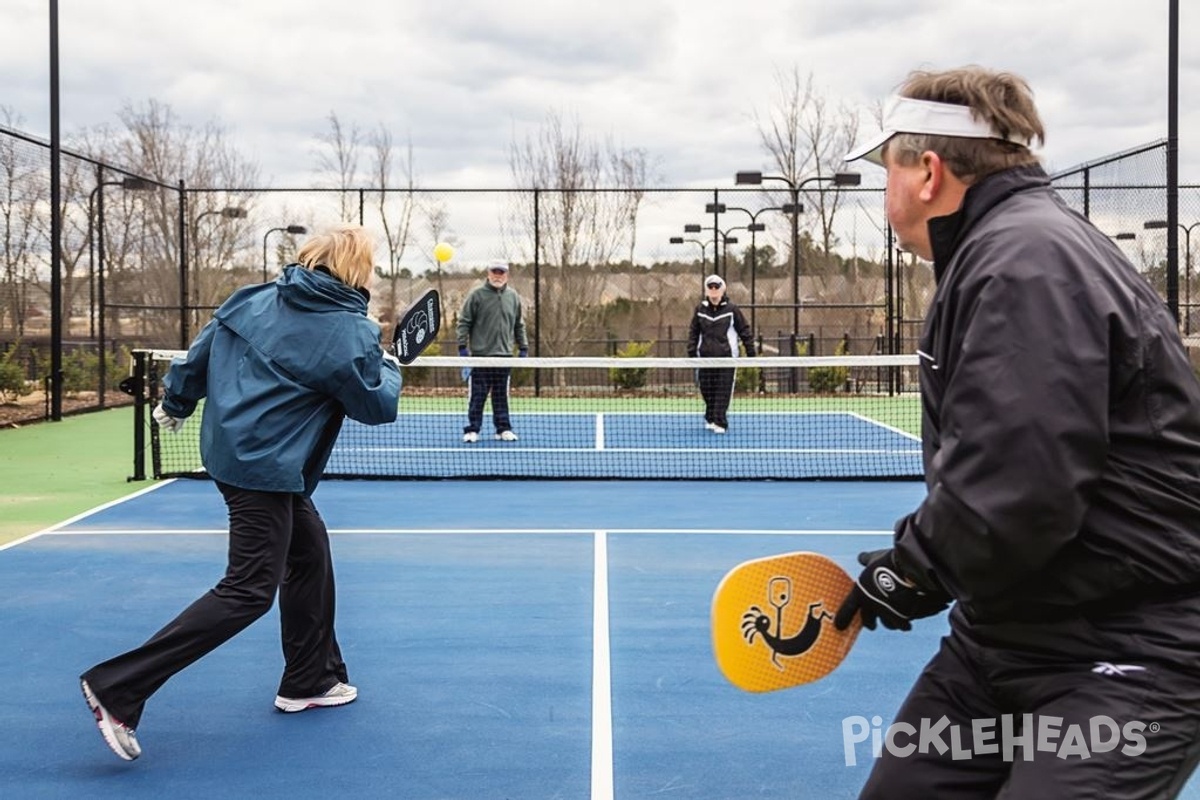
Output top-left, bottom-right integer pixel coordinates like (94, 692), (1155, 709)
(81, 225), (401, 762)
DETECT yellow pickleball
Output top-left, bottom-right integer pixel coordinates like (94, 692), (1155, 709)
(433, 242), (455, 263)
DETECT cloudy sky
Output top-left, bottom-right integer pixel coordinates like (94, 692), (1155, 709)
(3, 0), (1196, 192)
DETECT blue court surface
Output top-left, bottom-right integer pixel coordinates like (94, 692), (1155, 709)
(3, 479), (1197, 799)
(329, 411), (922, 479)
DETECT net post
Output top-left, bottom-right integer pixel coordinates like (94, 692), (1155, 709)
(149, 356), (163, 480)
(128, 350), (148, 481)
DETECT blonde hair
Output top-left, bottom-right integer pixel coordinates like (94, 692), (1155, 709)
(295, 225), (377, 289)
(885, 66), (1045, 183)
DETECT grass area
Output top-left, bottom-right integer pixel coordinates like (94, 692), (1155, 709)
(0, 408), (152, 546)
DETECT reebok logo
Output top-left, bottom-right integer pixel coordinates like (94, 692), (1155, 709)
(1092, 662), (1147, 677)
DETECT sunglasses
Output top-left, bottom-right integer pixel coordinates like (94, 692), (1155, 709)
(488, 268), (508, 275)
(706, 282), (723, 289)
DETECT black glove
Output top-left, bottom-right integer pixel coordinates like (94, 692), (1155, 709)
(834, 548), (950, 632)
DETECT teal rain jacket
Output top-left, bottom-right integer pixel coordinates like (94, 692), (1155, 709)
(160, 265), (402, 495)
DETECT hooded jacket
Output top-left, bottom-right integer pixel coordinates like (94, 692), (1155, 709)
(160, 265), (401, 495)
(893, 164), (1200, 623)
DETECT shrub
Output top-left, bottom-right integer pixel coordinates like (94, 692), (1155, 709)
(610, 341), (653, 391)
(735, 342), (760, 393)
(0, 347), (31, 403)
(401, 341), (441, 387)
(62, 348), (100, 396)
(735, 364), (761, 394)
(808, 338), (850, 394)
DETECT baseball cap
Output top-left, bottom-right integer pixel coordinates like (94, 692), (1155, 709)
(487, 259), (510, 273)
(844, 95), (1034, 166)
(705, 274), (725, 289)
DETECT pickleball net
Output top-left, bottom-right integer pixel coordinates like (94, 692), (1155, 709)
(133, 350), (923, 481)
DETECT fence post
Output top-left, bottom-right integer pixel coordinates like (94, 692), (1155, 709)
(178, 179), (189, 349)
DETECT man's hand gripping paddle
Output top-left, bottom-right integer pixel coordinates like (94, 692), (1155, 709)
(391, 288), (441, 364)
(712, 551), (862, 692)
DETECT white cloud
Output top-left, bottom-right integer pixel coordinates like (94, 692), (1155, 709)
(1, 0), (1196, 190)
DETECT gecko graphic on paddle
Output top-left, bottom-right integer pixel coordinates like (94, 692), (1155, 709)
(711, 551), (862, 692)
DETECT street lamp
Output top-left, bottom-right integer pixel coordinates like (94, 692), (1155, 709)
(262, 225), (309, 281)
(193, 206), (248, 307)
(90, 175), (155, 407)
(1146, 219), (1200, 333)
(711, 203), (788, 334)
(669, 235), (713, 268)
(681, 224), (742, 277)
(735, 170), (861, 338)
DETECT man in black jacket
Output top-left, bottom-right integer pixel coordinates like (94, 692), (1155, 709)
(686, 274), (755, 433)
(834, 66), (1200, 799)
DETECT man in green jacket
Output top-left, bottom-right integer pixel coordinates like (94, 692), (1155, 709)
(456, 259), (528, 442)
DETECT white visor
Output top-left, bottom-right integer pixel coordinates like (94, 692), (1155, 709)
(843, 95), (1033, 166)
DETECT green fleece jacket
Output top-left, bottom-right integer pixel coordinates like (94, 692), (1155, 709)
(456, 282), (528, 356)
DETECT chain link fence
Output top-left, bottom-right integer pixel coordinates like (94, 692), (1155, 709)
(0, 124), (1190, 425)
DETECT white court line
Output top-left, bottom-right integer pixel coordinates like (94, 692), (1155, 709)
(48, 528), (895, 537)
(0, 479), (177, 551)
(592, 531), (614, 800)
(595, 413), (605, 450)
(342, 446), (921, 455)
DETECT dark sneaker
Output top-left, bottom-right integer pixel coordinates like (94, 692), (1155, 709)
(274, 681), (358, 713)
(81, 679), (141, 761)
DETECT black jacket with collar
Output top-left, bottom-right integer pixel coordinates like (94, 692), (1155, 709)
(893, 164), (1200, 623)
(687, 296), (755, 358)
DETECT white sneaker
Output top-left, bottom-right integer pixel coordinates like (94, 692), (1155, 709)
(274, 681), (358, 713)
(712, 425), (726, 434)
(496, 430), (518, 442)
(82, 679), (141, 761)
(705, 422), (718, 431)
(462, 432), (479, 443)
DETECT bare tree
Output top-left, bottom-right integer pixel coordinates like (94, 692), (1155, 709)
(87, 100), (259, 342)
(755, 67), (860, 289)
(314, 112), (361, 223)
(0, 107), (46, 337)
(367, 124), (418, 327)
(423, 200), (457, 306)
(508, 110), (649, 355)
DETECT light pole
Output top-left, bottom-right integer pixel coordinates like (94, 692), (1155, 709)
(1146, 219), (1200, 334)
(711, 202), (786, 335)
(262, 225), (309, 282)
(682, 224), (741, 277)
(735, 170), (861, 340)
(193, 206), (247, 308)
(90, 174), (155, 407)
(669, 236), (713, 270)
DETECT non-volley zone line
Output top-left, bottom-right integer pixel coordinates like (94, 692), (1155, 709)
(49, 528), (895, 536)
(341, 445), (921, 455)
(346, 410), (921, 451)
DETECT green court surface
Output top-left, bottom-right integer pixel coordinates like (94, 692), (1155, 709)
(0, 408), (145, 546)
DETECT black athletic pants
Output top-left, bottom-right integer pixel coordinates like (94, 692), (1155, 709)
(464, 366), (513, 434)
(697, 367), (736, 428)
(855, 604), (1200, 799)
(80, 482), (347, 728)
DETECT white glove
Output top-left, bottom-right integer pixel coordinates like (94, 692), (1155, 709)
(153, 402), (186, 433)
(382, 352), (401, 367)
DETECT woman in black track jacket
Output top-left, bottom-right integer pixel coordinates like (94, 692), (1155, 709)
(686, 274), (755, 433)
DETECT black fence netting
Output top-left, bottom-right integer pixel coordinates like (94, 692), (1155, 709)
(1, 124), (1192, 434)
